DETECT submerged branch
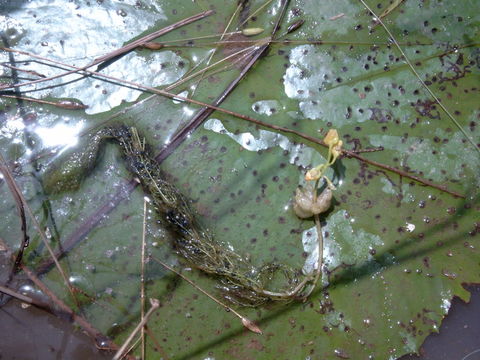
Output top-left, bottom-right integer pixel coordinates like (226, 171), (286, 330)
(0, 284), (35, 304)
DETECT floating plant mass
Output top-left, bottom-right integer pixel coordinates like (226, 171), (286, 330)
(43, 125), (341, 306)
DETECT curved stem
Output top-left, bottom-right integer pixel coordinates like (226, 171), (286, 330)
(302, 181), (324, 299)
(260, 178), (325, 301)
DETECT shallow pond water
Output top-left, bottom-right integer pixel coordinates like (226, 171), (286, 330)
(1, 0), (479, 359)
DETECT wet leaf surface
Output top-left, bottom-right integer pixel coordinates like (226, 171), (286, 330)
(0, 0), (479, 359)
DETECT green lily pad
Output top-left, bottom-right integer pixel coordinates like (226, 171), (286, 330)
(0, 0), (478, 359)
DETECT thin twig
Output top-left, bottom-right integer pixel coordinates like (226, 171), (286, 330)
(188, 2), (242, 97)
(151, 256), (262, 334)
(123, 335), (142, 360)
(0, 160), (29, 275)
(0, 284), (34, 304)
(372, 0), (406, 27)
(1, 62), (46, 78)
(164, 40), (258, 91)
(0, 282), (66, 317)
(140, 199), (148, 359)
(0, 93), (87, 109)
(131, 38), (439, 47)
(113, 298), (160, 360)
(271, 0), (291, 37)
(239, 0), (275, 28)
(358, 0), (479, 155)
(344, 150), (464, 198)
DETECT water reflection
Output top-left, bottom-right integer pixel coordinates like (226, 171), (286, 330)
(35, 121), (83, 148)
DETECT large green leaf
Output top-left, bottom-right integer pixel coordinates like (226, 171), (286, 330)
(0, 0), (478, 359)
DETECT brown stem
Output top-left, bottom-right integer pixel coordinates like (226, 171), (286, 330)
(0, 94), (87, 109)
(0, 63), (46, 78)
(112, 298), (160, 360)
(344, 151), (464, 198)
(0, 284), (34, 304)
(0, 160), (29, 275)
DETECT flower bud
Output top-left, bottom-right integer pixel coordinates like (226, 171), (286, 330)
(305, 167), (321, 181)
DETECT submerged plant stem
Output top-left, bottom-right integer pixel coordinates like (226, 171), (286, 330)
(303, 180), (325, 299)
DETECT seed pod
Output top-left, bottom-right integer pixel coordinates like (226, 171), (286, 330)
(56, 99), (88, 110)
(241, 27), (264, 36)
(294, 186), (333, 219)
(141, 41), (164, 50)
(287, 19), (305, 34)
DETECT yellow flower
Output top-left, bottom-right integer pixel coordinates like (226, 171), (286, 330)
(324, 129), (343, 163)
(303, 129), (342, 183)
(323, 129), (339, 147)
(305, 166), (322, 181)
